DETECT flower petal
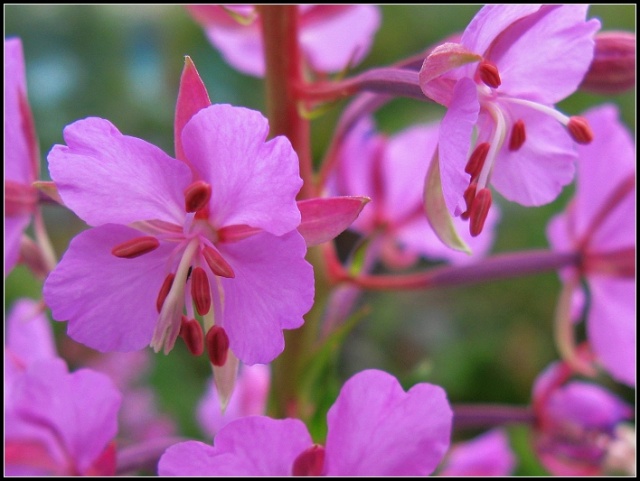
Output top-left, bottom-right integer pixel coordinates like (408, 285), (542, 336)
(438, 429), (516, 476)
(48, 117), (191, 226)
(6, 298), (57, 367)
(158, 417), (312, 476)
(216, 231), (314, 365)
(5, 214), (30, 275)
(43, 224), (176, 352)
(181, 104), (303, 235)
(325, 369), (452, 476)
(297, 196), (370, 246)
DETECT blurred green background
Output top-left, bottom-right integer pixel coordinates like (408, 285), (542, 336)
(5, 5), (635, 475)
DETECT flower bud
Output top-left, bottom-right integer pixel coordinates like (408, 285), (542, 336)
(580, 31), (636, 95)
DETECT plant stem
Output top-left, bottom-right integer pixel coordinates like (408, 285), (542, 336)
(453, 404), (534, 430)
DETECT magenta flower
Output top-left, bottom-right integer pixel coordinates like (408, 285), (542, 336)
(419, 5), (600, 237)
(197, 363), (270, 438)
(159, 369), (452, 476)
(532, 360), (633, 476)
(546, 105), (635, 387)
(186, 5), (380, 77)
(4, 38), (40, 275)
(329, 117), (498, 267)
(43, 103), (314, 365)
(5, 299), (122, 476)
(438, 429), (516, 476)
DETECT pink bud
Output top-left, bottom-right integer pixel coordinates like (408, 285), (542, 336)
(580, 31), (636, 95)
(292, 444), (326, 476)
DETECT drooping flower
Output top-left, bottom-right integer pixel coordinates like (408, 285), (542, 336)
(186, 5), (381, 77)
(329, 117), (498, 267)
(420, 5), (600, 237)
(43, 103), (314, 366)
(4, 37), (40, 276)
(546, 105), (635, 387)
(532, 360), (633, 476)
(438, 429), (516, 476)
(159, 369), (452, 476)
(5, 299), (122, 476)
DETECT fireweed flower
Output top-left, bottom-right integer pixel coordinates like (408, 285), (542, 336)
(4, 38), (40, 275)
(532, 360), (633, 476)
(43, 104), (314, 366)
(329, 117), (498, 268)
(419, 5), (601, 237)
(437, 429), (516, 476)
(186, 5), (381, 77)
(546, 105), (635, 387)
(5, 299), (122, 476)
(159, 369), (452, 476)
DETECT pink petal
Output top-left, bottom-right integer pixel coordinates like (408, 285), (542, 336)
(43, 224), (176, 352)
(587, 277), (635, 387)
(300, 5), (380, 72)
(216, 231), (314, 364)
(158, 417), (312, 476)
(181, 104), (303, 235)
(438, 429), (516, 476)
(490, 103), (576, 206)
(5, 214), (30, 275)
(324, 369), (452, 476)
(6, 298), (57, 367)
(297, 196), (370, 246)
(48, 117), (191, 227)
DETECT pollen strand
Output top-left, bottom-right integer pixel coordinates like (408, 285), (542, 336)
(111, 236), (160, 259)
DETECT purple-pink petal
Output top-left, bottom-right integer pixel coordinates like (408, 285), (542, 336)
(48, 117), (191, 227)
(5, 215), (30, 276)
(158, 417), (312, 476)
(43, 224), (176, 352)
(216, 230), (314, 365)
(438, 429), (516, 476)
(297, 196), (370, 247)
(324, 369), (452, 476)
(181, 104), (302, 236)
(6, 298), (57, 368)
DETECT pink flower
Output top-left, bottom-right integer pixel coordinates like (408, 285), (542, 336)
(158, 369), (452, 476)
(532, 360), (633, 476)
(186, 5), (381, 77)
(4, 38), (40, 275)
(419, 5), (600, 237)
(43, 103), (314, 365)
(438, 429), (516, 476)
(197, 363), (270, 438)
(329, 117), (498, 267)
(5, 299), (122, 476)
(546, 105), (635, 387)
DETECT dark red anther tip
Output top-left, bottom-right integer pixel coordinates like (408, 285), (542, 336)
(461, 182), (478, 220)
(156, 273), (176, 312)
(111, 236), (160, 259)
(292, 444), (326, 477)
(202, 245), (235, 278)
(180, 316), (204, 356)
(469, 188), (492, 237)
(465, 142), (490, 179)
(191, 266), (212, 316)
(184, 180), (212, 213)
(509, 119), (526, 151)
(206, 326), (230, 367)
(567, 116), (594, 144)
(478, 59), (501, 88)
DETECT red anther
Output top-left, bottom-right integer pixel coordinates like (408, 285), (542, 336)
(478, 59), (502, 88)
(509, 119), (526, 151)
(190, 266), (212, 316)
(567, 116), (594, 144)
(179, 316), (204, 356)
(464, 142), (490, 179)
(184, 180), (212, 213)
(469, 188), (492, 237)
(156, 273), (176, 312)
(461, 182), (478, 220)
(111, 236), (160, 259)
(292, 444), (326, 477)
(202, 245), (235, 278)
(205, 325), (230, 367)
(194, 204), (210, 220)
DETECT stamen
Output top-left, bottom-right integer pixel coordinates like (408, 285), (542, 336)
(292, 444), (326, 477)
(478, 60), (501, 88)
(111, 236), (160, 259)
(469, 188), (492, 237)
(567, 116), (594, 144)
(184, 180), (212, 213)
(461, 182), (477, 220)
(464, 142), (490, 179)
(206, 326), (230, 367)
(509, 119), (526, 151)
(179, 316), (204, 356)
(202, 245), (235, 278)
(191, 267), (212, 316)
(156, 273), (176, 312)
